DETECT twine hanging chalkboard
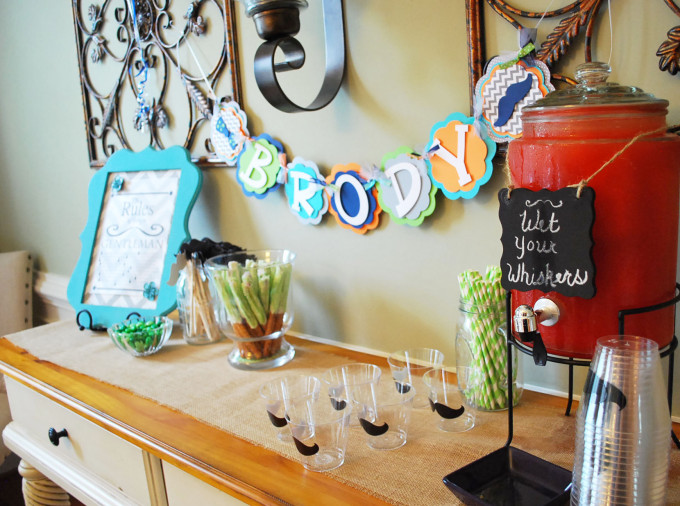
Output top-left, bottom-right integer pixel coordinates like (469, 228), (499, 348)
(499, 187), (596, 299)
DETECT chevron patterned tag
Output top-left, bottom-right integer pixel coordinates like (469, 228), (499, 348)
(475, 56), (554, 143)
(211, 101), (250, 165)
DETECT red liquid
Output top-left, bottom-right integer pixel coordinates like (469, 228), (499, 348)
(508, 104), (680, 358)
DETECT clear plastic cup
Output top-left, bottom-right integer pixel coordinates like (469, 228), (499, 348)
(354, 379), (415, 450)
(322, 363), (382, 426)
(423, 367), (475, 432)
(259, 374), (321, 442)
(387, 348), (444, 409)
(572, 335), (671, 506)
(285, 397), (352, 472)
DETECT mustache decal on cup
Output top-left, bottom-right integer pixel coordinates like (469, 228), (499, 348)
(395, 381), (411, 394)
(266, 410), (288, 428)
(330, 397), (347, 410)
(429, 398), (466, 419)
(292, 436), (320, 456)
(359, 418), (389, 436)
(582, 369), (627, 411)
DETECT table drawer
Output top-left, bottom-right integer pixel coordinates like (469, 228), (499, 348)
(162, 461), (246, 506)
(5, 377), (153, 505)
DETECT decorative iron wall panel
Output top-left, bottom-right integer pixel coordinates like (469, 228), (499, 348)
(72, 0), (242, 168)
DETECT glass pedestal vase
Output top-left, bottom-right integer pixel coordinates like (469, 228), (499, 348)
(227, 331), (296, 370)
(206, 249), (296, 370)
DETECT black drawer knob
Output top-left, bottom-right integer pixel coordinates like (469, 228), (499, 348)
(48, 428), (68, 446)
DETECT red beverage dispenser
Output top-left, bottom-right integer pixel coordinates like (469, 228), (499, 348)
(507, 62), (680, 359)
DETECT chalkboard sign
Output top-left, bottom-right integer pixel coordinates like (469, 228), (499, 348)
(499, 187), (596, 299)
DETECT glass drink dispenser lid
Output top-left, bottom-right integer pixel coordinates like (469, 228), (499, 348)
(523, 62), (667, 108)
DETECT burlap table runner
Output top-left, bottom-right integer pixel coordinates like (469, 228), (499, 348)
(4, 321), (679, 505)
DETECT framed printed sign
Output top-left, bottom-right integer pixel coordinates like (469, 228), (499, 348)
(67, 146), (202, 329)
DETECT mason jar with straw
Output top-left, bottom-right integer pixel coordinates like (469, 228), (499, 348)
(456, 267), (522, 411)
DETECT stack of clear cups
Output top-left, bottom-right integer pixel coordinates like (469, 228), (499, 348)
(572, 335), (671, 506)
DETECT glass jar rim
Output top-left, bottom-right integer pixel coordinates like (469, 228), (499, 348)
(458, 299), (504, 316)
(205, 249), (296, 268)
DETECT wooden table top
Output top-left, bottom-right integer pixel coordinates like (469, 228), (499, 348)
(1, 332), (678, 505)
(0, 335), (401, 505)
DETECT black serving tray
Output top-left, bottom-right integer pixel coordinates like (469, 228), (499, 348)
(443, 446), (572, 506)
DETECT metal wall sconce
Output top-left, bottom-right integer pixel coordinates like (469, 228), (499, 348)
(238, 0), (346, 113)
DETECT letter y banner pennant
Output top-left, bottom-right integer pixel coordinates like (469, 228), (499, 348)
(426, 113), (496, 200)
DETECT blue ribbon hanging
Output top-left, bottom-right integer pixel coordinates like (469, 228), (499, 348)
(127, 0), (151, 129)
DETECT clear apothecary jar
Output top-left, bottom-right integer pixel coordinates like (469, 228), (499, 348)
(176, 260), (224, 345)
(455, 299), (522, 411)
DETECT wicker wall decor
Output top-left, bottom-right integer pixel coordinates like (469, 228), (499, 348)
(72, 0), (241, 169)
(465, 0), (610, 106)
(657, 0), (680, 75)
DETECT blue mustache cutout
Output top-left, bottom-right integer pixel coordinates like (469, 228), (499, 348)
(494, 73), (534, 127)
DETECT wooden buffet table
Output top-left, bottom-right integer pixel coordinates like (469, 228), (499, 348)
(1, 321), (678, 505)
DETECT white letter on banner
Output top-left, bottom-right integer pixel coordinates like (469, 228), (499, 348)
(242, 143), (273, 189)
(432, 124), (472, 186)
(290, 172), (315, 215)
(334, 173), (369, 227)
(385, 161), (421, 218)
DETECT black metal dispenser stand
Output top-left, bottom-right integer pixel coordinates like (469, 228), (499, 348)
(443, 286), (679, 503)
(506, 283), (680, 449)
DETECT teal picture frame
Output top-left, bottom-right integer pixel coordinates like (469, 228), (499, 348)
(67, 146), (202, 329)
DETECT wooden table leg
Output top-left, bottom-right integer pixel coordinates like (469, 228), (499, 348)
(18, 459), (70, 506)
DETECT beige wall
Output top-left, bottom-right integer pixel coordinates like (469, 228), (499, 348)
(1, 1), (679, 414)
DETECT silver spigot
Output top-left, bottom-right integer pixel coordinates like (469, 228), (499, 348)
(513, 298), (560, 335)
(512, 298), (560, 367)
(514, 304), (538, 334)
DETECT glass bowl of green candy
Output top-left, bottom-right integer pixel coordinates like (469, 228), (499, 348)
(108, 316), (173, 357)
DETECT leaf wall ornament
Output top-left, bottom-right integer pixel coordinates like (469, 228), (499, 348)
(91, 34), (106, 63)
(88, 4), (102, 31)
(657, 26), (680, 75)
(184, 78), (213, 119)
(652, 0), (680, 76)
(535, 5), (590, 67)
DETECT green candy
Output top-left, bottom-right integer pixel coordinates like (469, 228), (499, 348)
(114, 318), (165, 353)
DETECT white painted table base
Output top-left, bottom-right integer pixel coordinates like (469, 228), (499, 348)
(19, 459), (70, 506)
